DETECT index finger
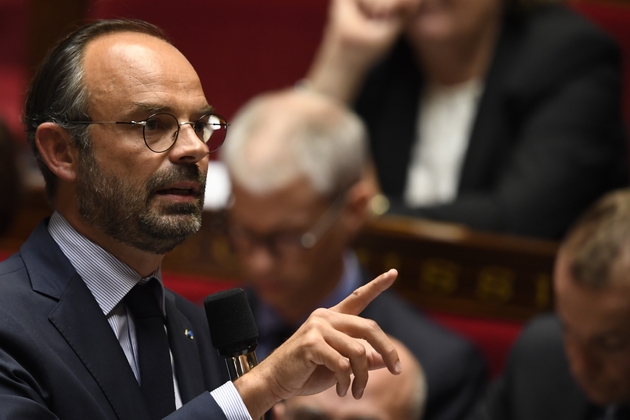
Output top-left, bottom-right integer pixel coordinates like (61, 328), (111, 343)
(331, 269), (397, 315)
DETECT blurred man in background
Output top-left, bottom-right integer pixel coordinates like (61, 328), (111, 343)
(470, 189), (630, 420)
(222, 88), (487, 420)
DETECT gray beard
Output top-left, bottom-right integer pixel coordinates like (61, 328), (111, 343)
(76, 149), (206, 254)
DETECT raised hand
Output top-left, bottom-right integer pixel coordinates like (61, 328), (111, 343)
(234, 269), (401, 419)
(306, 0), (421, 102)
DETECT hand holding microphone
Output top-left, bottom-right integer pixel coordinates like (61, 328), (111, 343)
(220, 269), (401, 419)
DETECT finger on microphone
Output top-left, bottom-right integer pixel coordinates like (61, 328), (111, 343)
(332, 268), (397, 316)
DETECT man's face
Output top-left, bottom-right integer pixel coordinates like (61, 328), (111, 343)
(228, 177), (349, 317)
(75, 32), (211, 254)
(555, 251), (630, 405)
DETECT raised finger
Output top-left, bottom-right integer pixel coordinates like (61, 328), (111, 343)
(312, 309), (401, 375)
(332, 268), (397, 316)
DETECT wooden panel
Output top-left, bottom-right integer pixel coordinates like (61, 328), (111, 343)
(353, 217), (558, 321)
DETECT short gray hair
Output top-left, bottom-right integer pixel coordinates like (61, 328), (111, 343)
(24, 19), (169, 204)
(562, 189), (630, 288)
(221, 89), (369, 197)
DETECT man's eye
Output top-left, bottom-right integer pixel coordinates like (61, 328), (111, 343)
(145, 119), (163, 131)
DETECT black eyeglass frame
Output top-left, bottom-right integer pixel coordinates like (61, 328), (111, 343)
(63, 112), (229, 153)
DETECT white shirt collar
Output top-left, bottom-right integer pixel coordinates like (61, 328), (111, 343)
(47, 211), (164, 316)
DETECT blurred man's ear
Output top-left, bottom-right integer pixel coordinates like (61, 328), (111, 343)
(342, 177), (374, 237)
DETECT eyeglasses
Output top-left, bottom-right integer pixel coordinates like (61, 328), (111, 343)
(64, 112), (229, 153)
(228, 192), (347, 258)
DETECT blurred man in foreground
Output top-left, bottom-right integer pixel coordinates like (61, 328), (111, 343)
(274, 337), (426, 420)
(222, 88), (487, 420)
(471, 189), (630, 420)
(0, 19), (402, 419)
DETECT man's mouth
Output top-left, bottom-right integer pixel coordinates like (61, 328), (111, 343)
(157, 187), (196, 196)
(154, 182), (200, 199)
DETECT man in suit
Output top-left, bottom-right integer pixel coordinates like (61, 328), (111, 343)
(0, 18), (404, 420)
(222, 89), (488, 420)
(470, 189), (630, 420)
(273, 337), (427, 420)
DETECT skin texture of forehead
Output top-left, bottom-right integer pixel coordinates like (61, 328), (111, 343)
(81, 31), (206, 118)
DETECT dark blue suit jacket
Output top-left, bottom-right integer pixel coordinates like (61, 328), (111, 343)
(469, 314), (597, 420)
(0, 220), (230, 419)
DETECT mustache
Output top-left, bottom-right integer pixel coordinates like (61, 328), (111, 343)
(146, 164), (205, 195)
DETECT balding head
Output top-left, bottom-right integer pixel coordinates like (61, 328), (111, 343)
(24, 19), (170, 204)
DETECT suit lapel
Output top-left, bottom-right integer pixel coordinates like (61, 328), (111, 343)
(164, 292), (206, 403)
(49, 273), (151, 420)
(458, 14), (522, 192)
(359, 39), (422, 197)
(22, 222), (151, 420)
(548, 377), (591, 420)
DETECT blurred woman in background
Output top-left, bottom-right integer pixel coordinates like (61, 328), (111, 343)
(306, 0), (628, 239)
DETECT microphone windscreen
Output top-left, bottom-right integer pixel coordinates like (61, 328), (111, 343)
(204, 288), (259, 357)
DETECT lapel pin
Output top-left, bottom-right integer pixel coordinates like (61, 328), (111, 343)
(184, 329), (194, 340)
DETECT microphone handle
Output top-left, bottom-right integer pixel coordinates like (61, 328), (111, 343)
(225, 351), (259, 382)
(225, 351), (265, 420)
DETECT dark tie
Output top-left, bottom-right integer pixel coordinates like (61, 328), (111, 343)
(124, 281), (176, 419)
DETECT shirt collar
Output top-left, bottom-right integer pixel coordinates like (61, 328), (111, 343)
(48, 211), (165, 316)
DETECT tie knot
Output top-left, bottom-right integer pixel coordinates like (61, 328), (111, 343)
(124, 281), (163, 319)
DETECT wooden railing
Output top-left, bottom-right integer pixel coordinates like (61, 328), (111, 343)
(0, 186), (559, 322)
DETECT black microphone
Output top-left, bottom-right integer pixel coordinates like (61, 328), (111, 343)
(204, 288), (260, 382)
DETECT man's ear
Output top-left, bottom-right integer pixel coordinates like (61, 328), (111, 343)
(342, 178), (374, 236)
(35, 122), (79, 182)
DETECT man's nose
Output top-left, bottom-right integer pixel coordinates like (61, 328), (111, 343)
(244, 243), (276, 274)
(168, 123), (208, 164)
